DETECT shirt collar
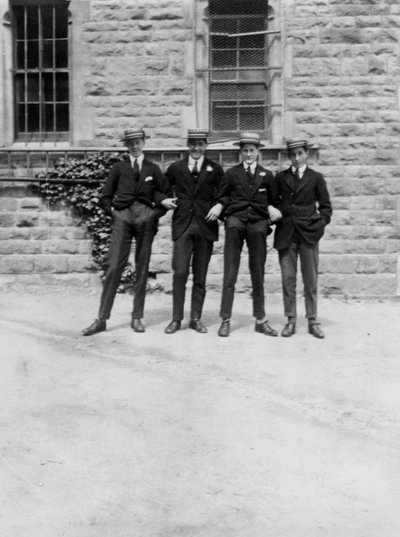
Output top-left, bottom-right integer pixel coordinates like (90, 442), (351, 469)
(291, 164), (307, 176)
(130, 154), (144, 169)
(189, 156), (204, 171)
(243, 161), (257, 173)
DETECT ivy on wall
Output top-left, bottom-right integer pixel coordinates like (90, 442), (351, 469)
(33, 152), (137, 293)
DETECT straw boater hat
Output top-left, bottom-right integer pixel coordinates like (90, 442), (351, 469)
(187, 129), (209, 141)
(285, 137), (310, 151)
(120, 128), (147, 142)
(233, 132), (265, 147)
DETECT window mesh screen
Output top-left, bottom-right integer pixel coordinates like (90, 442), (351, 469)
(209, 0), (271, 137)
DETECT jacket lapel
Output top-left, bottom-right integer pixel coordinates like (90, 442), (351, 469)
(193, 158), (211, 194)
(251, 165), (264, 197)
(180, 158), (194, 185)
(283, 168), (296, 192)
(296, 167), (311, 193)
(138, 159), (152, 187)
(238, 164), (251, 196)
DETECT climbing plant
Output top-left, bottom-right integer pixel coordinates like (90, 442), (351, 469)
(33, 151), (137, 292)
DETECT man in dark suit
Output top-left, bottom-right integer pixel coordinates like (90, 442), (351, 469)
(208, 132), (281, 338)
(164, 129), (224, 334)
(271, 137), (333, 338)
(82, 128), (176, 336)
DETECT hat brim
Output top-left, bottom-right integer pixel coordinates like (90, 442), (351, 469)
(121, 134), (148, 142)
(233, 141), (265, 148)
(286, 144), (310, 151)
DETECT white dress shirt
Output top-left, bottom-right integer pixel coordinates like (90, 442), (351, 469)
(188, 156), (204, 172)
(243, 161), (257, 174)
(129, 154), (144, 170)
(291, 164), (306, 179)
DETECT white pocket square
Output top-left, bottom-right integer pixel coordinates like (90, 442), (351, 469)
(145, 176), (153, 182)
(259, 188), (266, 192)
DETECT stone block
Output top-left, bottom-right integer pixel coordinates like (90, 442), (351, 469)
(0, 198), (18, 211)
(319, 255), (358, 274)
(38, 212), (72, 226)
(19, 197), (42, 210)
(350, 196), (376, 210)
(41, 240), (81, 255)
(0, 272), (102, 291)
(67, 255), (97, 273)
(152, 236), (173, 256)
(12, 240), (42, 255)
(149, 254), (171, 274)
(342, 273), (397, 297)
(0, 255), (35, 273)
(355, 256), (380, 274)
(16, 212), (40, 227)
(320, 274), (347, 297)
(207, 255), (224, 274)
(0, 228), (25, 240)
(0, 213), (17, 227)
(34, 255), (68, 273)
(332, 197), (351, 210)
(79, 240), (93, 255)
(385, 239), (400, 253)
(212, 241), (225, 256)
(0, 242), (14, 254)
(29, 228), (51, 240)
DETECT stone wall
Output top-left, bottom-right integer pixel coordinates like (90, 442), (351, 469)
(80, 0), (194, 145)
(1, 0), (400, 296)
(0, 185), (98, 289)
(282, 0), (400, 296)
(75, 0), (400, 296)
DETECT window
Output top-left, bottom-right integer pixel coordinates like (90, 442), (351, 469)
(208, 0), (278, 139)
(12, 1), (69, 142)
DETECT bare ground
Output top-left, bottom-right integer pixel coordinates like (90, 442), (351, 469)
(1, 288), (400, 537)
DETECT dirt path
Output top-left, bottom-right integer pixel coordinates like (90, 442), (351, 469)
(1, 290), (400, 536)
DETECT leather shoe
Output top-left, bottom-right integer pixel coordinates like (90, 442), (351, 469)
(131, 318), (145, 333)
(218, 320), (230, 337)
(189, 319), (207, 333)
(165, 320), (181, 334)
(308, 322), (325, 339)
(82, 319), (106, 336)
(281, 322), (296, 337)
(255, 321), (278, 337)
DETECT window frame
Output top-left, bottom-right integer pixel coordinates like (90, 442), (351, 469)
(11, 0), (70, 143)
(193, 0), (282, 144)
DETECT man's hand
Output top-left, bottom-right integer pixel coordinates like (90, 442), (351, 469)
(161, 197), (178, 210)
(268, 205), (282, 223)
(205, 203), (223, 222)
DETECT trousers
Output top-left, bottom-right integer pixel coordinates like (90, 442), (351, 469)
(98, 202), (158, 320)
(220, 216), (268, 320)
(278, 237), (319, 320)
(171, 219), (213, 321)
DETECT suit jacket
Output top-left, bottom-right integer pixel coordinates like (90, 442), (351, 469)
(216, 163), (274, 223)
(100, 155), (168, 216)
(166, 157), (224, 241)
(271, 166), (333, 250)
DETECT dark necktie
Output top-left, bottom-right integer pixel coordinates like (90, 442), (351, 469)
(246, 166), (255, 188)
(192, 160), (199, 181)
(294, 168), (300, 183)
(133, 158), (140, 177)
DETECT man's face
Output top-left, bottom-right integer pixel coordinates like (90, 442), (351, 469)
(125, 137), (145, 157)
(240, 143), (259, 165)
(187, 139), (207, 160)
(289, 147), (308, 168)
